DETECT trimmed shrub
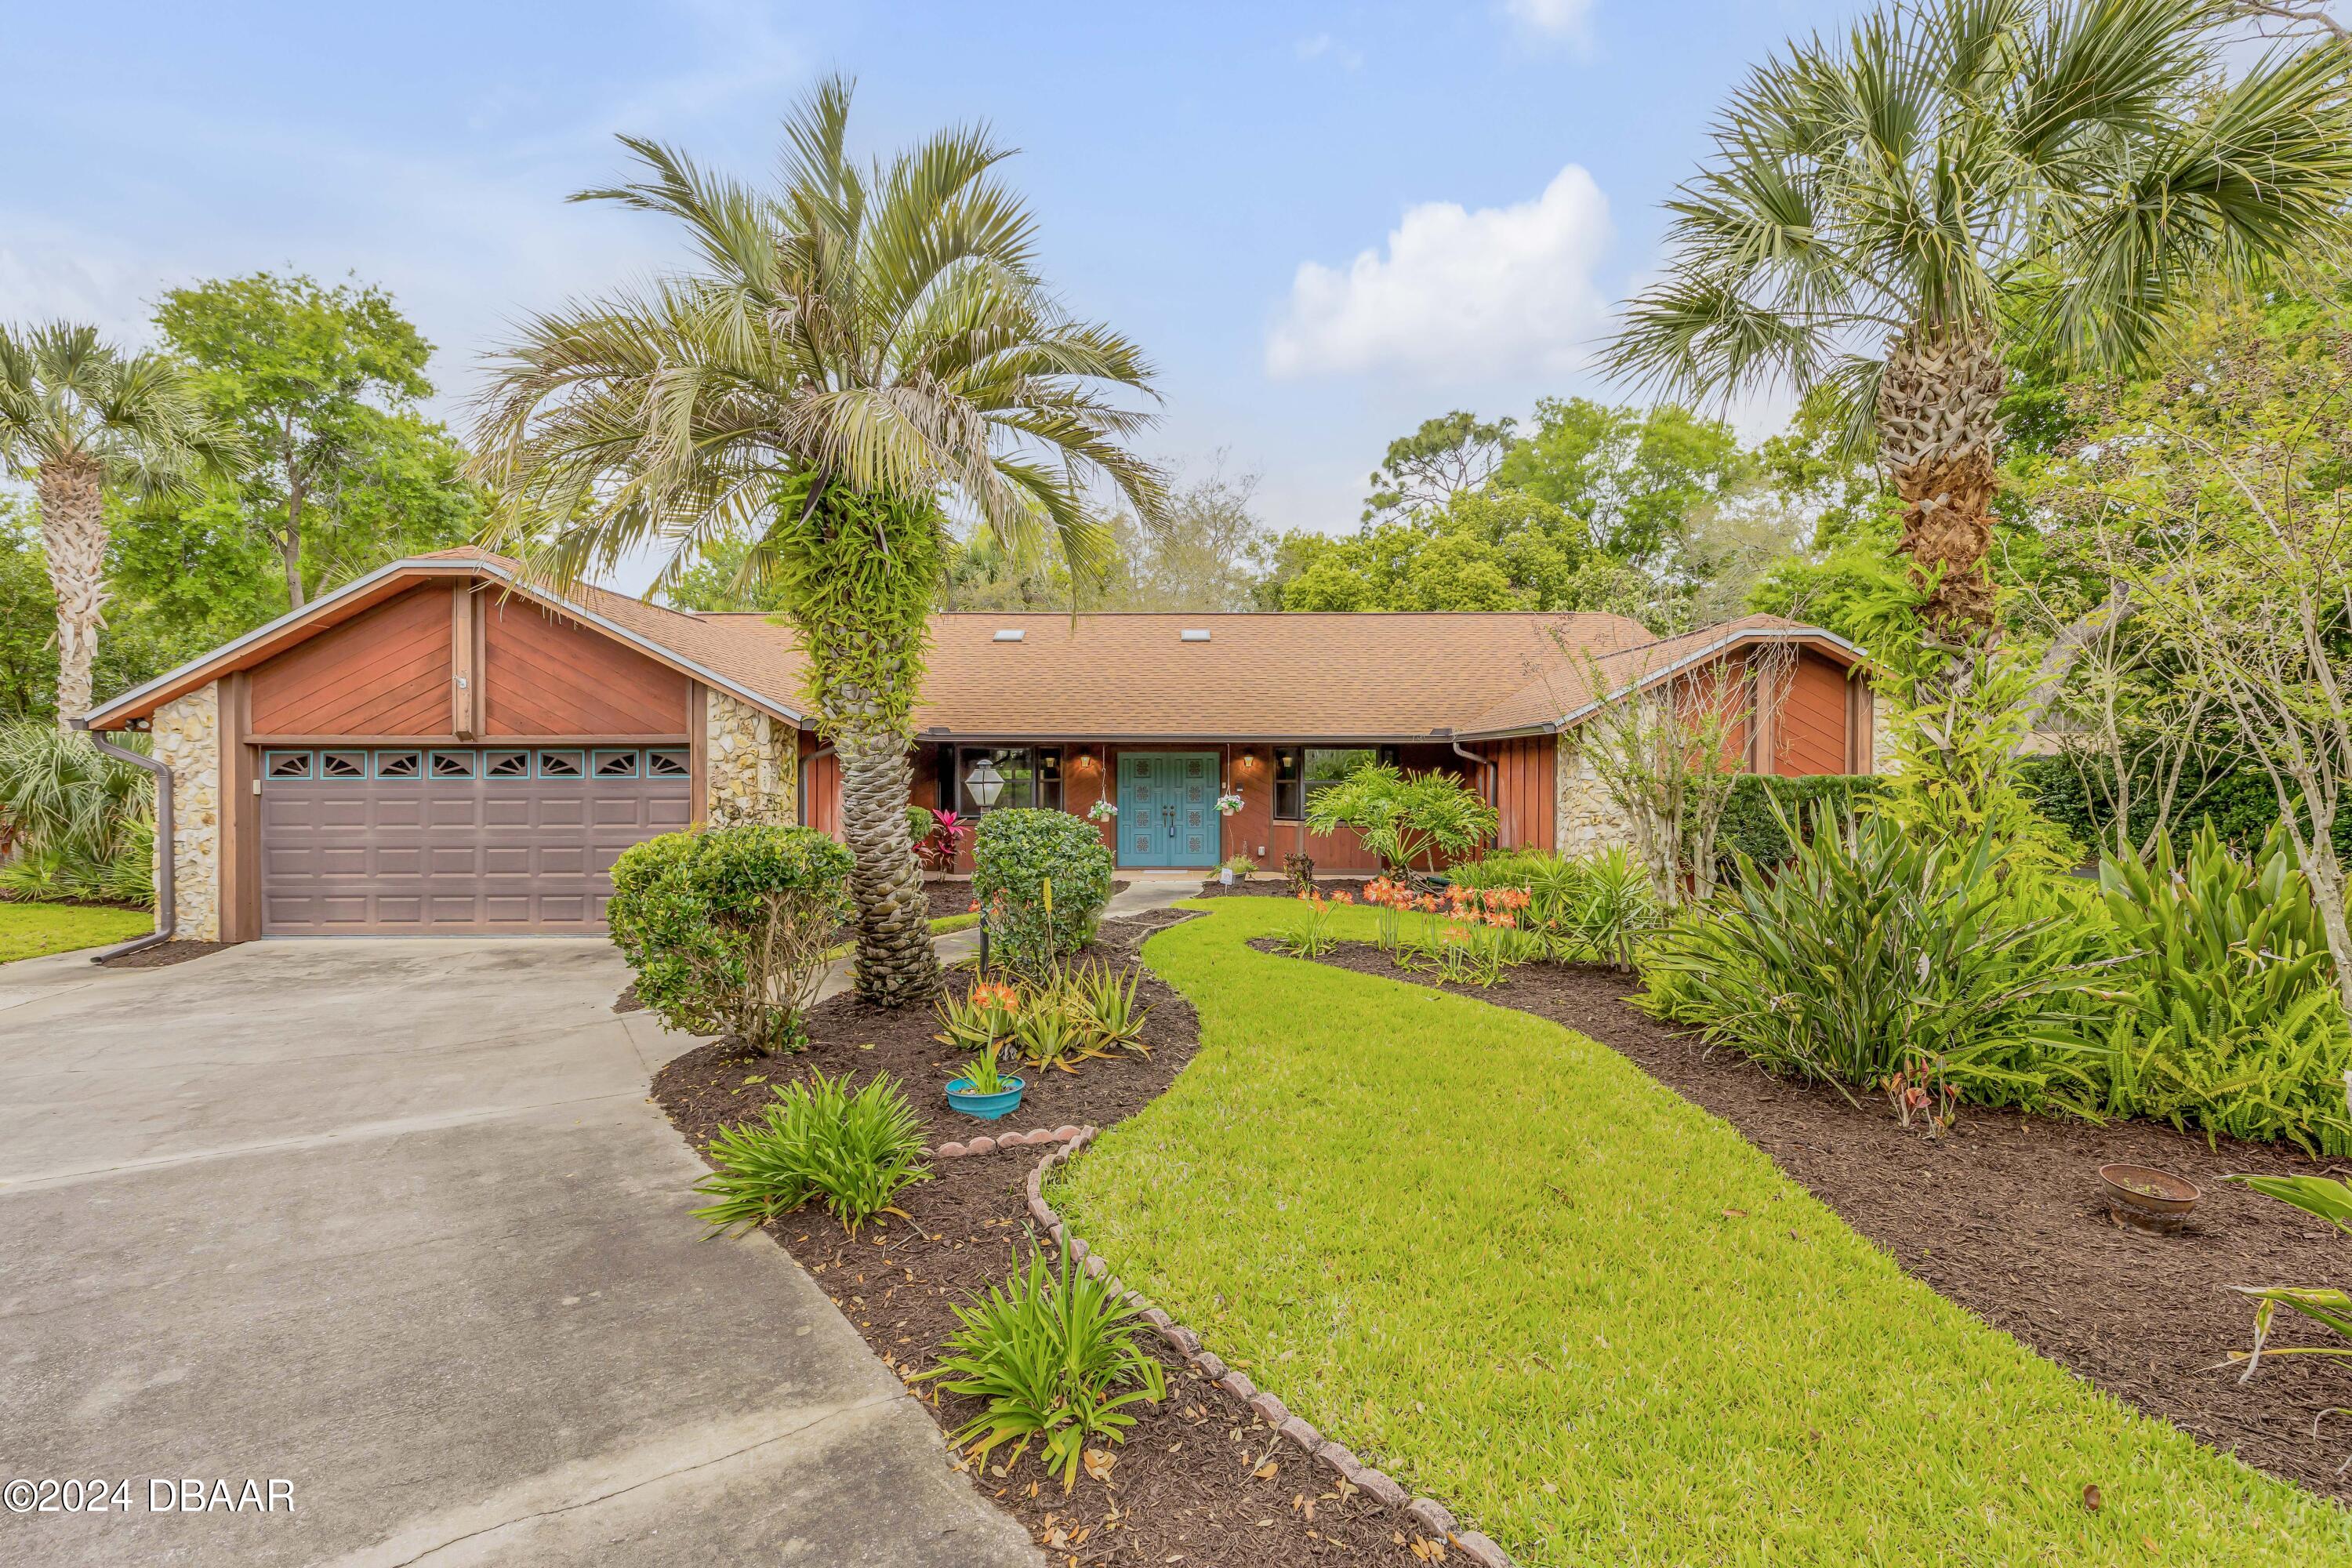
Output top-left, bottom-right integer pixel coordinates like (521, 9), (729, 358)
(608, 824), (854, 1052)
(691, 1069), (929, 1236)
(2016, 754), (2352, 862)
(971, 808), (1113, 973)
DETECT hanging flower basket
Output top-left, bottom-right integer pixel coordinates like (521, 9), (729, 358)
(1086, 799), (1120, 824)
(1214, 791), (1244, 817)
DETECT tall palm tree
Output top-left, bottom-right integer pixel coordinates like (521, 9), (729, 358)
(473, 78), (1163, 1006)
(0, 323), (244, 726)
(1606, 0), (2352, 642)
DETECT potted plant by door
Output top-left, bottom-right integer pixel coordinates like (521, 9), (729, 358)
(1221, 853), (1256, 887)
(946, 1043), (1026, 1120)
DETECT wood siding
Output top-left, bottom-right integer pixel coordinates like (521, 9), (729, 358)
(800, 734), (841, 837)
(1479, 736), (1555, 852)
(1774, 648), (1853, 778)
(249, 586), (456, 737)
(483, 597), (690, 738)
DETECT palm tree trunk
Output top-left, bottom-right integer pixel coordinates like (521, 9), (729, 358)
(36, 458), (108, 728)
(1878, 327), (2005, 634)
(837, 722), (939, 1004)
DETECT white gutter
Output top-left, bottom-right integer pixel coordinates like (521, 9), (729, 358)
(83, 557), (805, 731)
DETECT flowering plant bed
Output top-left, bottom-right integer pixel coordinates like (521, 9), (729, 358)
(652, 909), (1447, 1566)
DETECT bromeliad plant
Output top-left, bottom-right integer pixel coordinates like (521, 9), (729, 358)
(692, 1070), (930, 1236)
(936, 978), (1023, 1054)
(1069, 960), (1152, 1055)
(921, 1243), (1167, 1491)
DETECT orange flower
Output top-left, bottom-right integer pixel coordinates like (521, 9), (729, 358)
(1332, 890), (1356, 906)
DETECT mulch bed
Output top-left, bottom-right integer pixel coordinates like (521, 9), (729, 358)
(94, 938), (234, 968)
(1195, 877), (1367, 900)
(653, 910), (1432, 1567)
(1287, 939), (2352, 1501)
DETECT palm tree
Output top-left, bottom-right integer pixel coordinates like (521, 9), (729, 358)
(472, 78), (1163, 1006)
(0, 323), (244, 726)
(1606, 0), (2352, 643)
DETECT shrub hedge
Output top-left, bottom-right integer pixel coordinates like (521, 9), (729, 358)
(1713, 774), (1886, 872)
(971, 808), (1115, 973)
(608, 824), (853, 1052)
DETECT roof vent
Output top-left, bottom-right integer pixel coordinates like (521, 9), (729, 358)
(993, 629), (1025, 643)
(1178, 628), (1211, 643)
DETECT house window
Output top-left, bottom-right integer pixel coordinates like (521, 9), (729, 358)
(1304, 747), (1380, 815)
(593, 749), (639, 779)
(430, 750), (477, 780)
(374, 750), (423, 780)
(320, 750), (367, 781)
(956, 746), (1062, 815)
(483, 750), (531, 779)
(265, 750), (313, 781)
(646, 750), (689, 779)
(536, 750), (583, 779)
(1272, 750), (1301, 821)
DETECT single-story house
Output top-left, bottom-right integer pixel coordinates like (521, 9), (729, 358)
(83, 547), (1880, 942)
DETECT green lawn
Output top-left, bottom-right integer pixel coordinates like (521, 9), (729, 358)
(1052, 898), (2350, 1566)
(0, 902), (151, 964)
(823, 910), (983, 962)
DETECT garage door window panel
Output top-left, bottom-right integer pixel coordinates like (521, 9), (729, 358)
(430, 750), (477, 780)
(321, 750), (368, 781)
(266, 750), (313, 780)
(536, 750), (584, 779)
(374, 750), (422, 779)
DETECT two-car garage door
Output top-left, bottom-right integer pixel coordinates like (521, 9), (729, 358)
(259, 746), (691, 935)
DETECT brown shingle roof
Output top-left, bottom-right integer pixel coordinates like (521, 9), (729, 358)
(692, 609), (1656, 739)
(299, 550), (1864, 740)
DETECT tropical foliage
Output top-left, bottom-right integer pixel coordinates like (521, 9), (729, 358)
(470, 78), (1163, 1006)
(1303, 763), (1497, 877)
(0, 723), (153, 905)
(691, 1069), (930, 1236)
(922, 1243), (1167, 1492)
(1610, 0), (2352, 641)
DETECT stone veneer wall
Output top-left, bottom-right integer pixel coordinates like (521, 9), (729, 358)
(1552, 731), (1642, 856)
(705, 689), (797, 826)
(1870, 685), (1897, 775)
(152, 683), (222, 942)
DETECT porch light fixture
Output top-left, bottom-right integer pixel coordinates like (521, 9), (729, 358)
(1179, 629), (1210, 642)
(964, 756), (1007, 808)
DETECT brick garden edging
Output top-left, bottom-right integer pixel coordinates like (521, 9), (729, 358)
(936, 1123), (1515, 1568)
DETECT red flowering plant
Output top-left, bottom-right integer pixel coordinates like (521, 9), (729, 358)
(914, 808), (975, 870)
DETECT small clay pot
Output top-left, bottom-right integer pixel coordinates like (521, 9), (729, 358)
(2100, 1163), (2200, 1232)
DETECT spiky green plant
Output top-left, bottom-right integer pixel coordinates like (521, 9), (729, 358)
(691, 1070), (929, 1236)
(920, 1243), (1166, 1491)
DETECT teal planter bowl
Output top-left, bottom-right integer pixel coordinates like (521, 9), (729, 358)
(946, 1075), (1026, 1121)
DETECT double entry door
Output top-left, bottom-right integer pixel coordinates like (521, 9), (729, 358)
(1116, 752), (1219, 867)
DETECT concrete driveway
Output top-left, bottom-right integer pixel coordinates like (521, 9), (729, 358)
(0, 940), (1038, 1567)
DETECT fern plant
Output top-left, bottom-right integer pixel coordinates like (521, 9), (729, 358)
(920, 1244), (1167, 1490)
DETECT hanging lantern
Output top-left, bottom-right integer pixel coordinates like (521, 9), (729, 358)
(964, 756), (1006, 808)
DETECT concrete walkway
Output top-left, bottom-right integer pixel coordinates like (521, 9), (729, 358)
(0, 940), (1040, 1567)
(814, 872), (1205, 1001)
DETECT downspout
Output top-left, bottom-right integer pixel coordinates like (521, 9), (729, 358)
(1451, 739), (1501, 850)
(69, 717), (175, 963)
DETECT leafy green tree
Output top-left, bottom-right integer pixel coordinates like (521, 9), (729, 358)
(0, 501), (56, 724)
(1608, 0), (2352, 645)
(1494, 397), (1750, 566)
(155, 272), (479, 608)
(1362, 410), (1516, 521)
(1098, 467), (1272, 611)
(472, 79), (1162, 1005)
(0, 323), (243, 725)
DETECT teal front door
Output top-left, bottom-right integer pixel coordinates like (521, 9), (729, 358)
(1117, 752), (1220, 867)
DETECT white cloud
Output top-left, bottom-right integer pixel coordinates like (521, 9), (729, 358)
(1265, 164), (1614, 383)
(1501, 0), (1596, 49)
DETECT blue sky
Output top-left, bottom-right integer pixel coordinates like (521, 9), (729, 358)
(3, 0), (1853, 590)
